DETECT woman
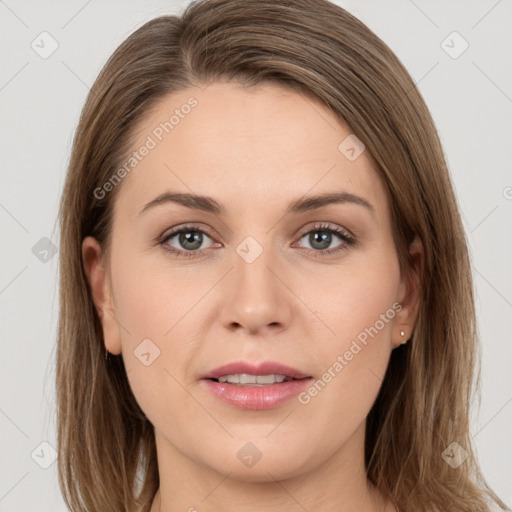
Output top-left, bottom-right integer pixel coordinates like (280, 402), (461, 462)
(56, 0), (509, 511)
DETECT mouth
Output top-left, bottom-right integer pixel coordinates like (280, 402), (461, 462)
(200, 361), (313, 410)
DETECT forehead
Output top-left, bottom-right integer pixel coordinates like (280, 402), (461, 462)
(114, 81), (388, 219)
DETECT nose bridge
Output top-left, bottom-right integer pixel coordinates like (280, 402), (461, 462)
(234, 233), (279, 305)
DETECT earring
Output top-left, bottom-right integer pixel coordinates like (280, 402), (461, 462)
(400, 330), (407, 344)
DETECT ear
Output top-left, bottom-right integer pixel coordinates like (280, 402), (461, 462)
(392, 235), (424, 349)
(82, 236), (122, 355)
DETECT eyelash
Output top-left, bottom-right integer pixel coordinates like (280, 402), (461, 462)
(157, 222), (356, 260)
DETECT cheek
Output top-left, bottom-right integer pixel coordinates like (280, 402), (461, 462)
(108, 243), (212, 420)
(310, 245), (400, 346)
(300, 248), (400, 412)
(295, 294), (396, 447)
(111, 243), (206, 348)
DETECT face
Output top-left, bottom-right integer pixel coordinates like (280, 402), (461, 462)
(83, 81), (420, 483)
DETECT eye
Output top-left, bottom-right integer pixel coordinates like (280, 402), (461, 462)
(294, 222), (356, 257)
(159, 224), (218, 259)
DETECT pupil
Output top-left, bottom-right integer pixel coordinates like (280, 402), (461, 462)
(311, 231), (331, 250)
(180, 231), (202, 250)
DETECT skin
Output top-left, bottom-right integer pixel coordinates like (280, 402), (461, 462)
(83, 81), (422, 512)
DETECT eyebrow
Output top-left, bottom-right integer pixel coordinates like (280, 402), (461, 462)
(138, 191), (375, 218)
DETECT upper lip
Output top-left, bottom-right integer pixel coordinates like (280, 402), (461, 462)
(201, 361), (311, 380)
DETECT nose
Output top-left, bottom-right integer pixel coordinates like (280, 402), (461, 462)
(219, 241), (293, 336)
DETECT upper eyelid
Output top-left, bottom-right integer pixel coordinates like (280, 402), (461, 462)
(160, 223), (215, 241)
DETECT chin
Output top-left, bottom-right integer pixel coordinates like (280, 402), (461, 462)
(199, 438), (316, 483)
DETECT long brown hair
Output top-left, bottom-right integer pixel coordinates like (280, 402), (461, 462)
(56, 1), (508, 510)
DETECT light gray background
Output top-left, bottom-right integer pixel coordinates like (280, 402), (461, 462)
(1, 1), (511, 510)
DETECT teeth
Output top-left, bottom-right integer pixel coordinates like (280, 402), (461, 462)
(217, 374), (289, 385)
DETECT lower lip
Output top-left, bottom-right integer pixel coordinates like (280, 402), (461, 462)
(201, 378), (313, 410)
